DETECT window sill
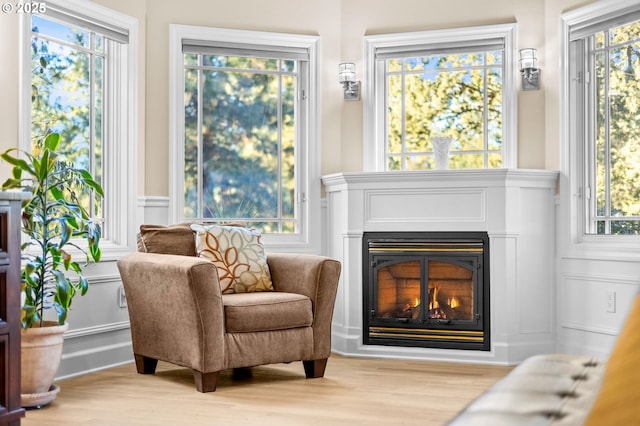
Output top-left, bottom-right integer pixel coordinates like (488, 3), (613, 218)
(562, 236), (640, 262)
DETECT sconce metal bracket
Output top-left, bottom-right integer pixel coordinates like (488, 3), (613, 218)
(522, 71), (540, 91)
(343, 81), (361, 101)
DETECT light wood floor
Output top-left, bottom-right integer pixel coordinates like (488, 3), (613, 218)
(22, 354), (511, 425)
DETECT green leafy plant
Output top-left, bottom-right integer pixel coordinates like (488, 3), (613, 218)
(1, 133), (103, 329)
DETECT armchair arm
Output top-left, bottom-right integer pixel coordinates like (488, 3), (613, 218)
(117, 252), (226, 373)
(267, 253), (341, 359)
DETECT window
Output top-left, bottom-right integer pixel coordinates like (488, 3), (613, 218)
(182, 48), (301, 233)
(566, 5), (640, 236)
(170, 26), (320, 249)
(23, 1), (138, 253)
(364, 24), (517, 171)
(30, 15), (108, 221)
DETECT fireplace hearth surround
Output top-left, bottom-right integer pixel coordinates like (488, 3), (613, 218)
(322, 169), (559, 365)
(363, 232), (490, 351)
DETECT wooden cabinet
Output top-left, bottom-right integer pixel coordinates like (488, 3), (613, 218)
(0, 192), (28, 425)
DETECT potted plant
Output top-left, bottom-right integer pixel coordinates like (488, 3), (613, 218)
(1, 132), (103, 407)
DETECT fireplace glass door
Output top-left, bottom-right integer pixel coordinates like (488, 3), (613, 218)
(374, 257), (479, 326)
(363, 232), (489, 351)
(427, 260), (474, 321)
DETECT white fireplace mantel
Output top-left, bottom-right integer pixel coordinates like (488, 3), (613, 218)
(322, 169), (560, 365)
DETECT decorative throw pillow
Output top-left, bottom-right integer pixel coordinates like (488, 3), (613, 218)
(190, 224), (274, 294)
(139, 223), (197, 256)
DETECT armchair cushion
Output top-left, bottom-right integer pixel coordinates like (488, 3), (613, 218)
(191, 224), (274, 294)
(223, 292), (313, 333)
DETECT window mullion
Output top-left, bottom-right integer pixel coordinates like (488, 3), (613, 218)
(604, 35), (612, 234)
(483, 57), (489, 167)
(89, 35), (96, 217)
(197, 56), (204, 219)
(277, 68), (283, 233)
(401, 65), (407, 170)
(296, 61), (307, 233)
(584, 38), (597, 234)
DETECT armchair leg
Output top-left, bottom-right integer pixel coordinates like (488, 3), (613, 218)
(134, 354), (158, 374)
(303, 358), (328, 378)
(193, 370), (220, 393)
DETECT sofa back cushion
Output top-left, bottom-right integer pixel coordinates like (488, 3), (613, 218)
(191, 224), (274, 294)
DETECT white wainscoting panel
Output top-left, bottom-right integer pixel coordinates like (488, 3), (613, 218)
(561, 273), (638, 336)
(366, 188), (485, 224)
(55, 197), (172, 380)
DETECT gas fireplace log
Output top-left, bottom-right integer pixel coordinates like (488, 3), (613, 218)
(436, 294), (457, 319)
(412, 304), (421, 319)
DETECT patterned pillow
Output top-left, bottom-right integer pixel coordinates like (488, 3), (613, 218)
(190, 224), (274, 294)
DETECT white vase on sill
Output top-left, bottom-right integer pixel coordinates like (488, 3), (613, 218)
(431, 137), (453, 170)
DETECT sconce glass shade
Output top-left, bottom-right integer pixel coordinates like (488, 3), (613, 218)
(339, 63), (356, 84)
(519, 48), (538, 71)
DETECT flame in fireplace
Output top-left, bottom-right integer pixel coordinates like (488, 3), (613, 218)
(429, 287), (439, 310)
(449, 297), (459, 309)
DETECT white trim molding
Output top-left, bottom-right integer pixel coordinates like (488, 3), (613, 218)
(20, 0), (140, 257)
(168, 25), (322, 253)
(560, 0), (640, 260)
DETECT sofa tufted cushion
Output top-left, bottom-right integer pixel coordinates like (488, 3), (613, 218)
(222, 292), (313, 333)
(191, 224), (274, 294)
(448, 354), (605, 426)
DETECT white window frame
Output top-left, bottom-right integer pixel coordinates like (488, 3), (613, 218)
(169, 25), (321, 253)
(561, 0), (640, 256)
(19, 0), (139, 259)
(363, 23), (518, 172)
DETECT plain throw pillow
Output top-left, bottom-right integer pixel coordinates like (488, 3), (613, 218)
(138, 223), (197, 256)
(191, 224), (274, 294)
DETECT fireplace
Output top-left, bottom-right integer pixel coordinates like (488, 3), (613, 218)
(323, 170), (558, 363)
(363, 232), (490, 351)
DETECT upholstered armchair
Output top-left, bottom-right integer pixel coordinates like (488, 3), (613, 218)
(116, 223), (341, 392)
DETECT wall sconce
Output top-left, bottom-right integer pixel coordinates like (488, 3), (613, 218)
(519, 48), (540, 91)
(339, 63), (360, 101)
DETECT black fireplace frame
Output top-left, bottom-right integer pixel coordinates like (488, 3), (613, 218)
(362, 231), (490, 351)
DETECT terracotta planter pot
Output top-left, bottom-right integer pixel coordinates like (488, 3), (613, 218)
(21, 321), (68, 408)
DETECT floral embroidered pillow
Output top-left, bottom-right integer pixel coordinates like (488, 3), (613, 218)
(190, 224), (273, 294)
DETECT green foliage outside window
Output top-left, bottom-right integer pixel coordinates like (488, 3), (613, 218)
(386, 51), (503, 170)
(183, 54), (297, 233)
(31, 16), (104, 223)
(592, 21), (640, 234)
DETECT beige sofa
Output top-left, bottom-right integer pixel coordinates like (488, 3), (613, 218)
(117, 223), (341, 392)
(448, 292), (640, 425)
